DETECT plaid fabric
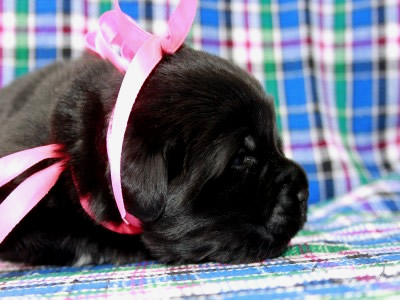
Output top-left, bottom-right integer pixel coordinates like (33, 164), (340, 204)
(1, 0), (400, 299)
(0, 175), (399, 299)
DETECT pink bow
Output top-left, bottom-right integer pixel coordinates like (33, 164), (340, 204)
(0, 0), (197, 243)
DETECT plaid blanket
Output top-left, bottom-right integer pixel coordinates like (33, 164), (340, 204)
(1, 175), (399, 299)
(0, 0), (400, 298)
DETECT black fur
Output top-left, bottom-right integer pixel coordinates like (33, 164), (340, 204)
(0, 47), (308, 265)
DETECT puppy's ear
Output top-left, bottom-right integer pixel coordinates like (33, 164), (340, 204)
(120, 148), (167, 223)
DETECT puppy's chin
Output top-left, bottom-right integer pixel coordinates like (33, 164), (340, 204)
(140, 209), (304, 264)
(262, 190), (308, 258)
(266, 176), (308, 225)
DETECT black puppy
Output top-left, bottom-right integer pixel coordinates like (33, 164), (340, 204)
(0, 47), (308, 265)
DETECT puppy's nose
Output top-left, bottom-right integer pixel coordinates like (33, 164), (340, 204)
(297, 189), (309, 204)
(297, 188), (308, 221)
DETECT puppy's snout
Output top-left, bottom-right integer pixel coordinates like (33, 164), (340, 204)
(273, 159), (309, 206)
(274, 160), (307, 185)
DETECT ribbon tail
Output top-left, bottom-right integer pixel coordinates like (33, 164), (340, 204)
(106, 36), (163, 222)
(0, 161), (66, 243)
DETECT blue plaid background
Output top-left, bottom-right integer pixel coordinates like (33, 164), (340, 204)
(2, 0), (399, 205)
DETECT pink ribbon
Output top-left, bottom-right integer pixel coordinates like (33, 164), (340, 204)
(0, 0), (197, 243)
(0, 145), (65, 243)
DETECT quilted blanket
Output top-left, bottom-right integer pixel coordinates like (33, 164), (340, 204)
(1, 0), (400, 299)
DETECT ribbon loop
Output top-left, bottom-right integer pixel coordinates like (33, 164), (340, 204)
(161, 0), (197, 53)
(86, 0), (197, 70)
(114, 0), (151, 57)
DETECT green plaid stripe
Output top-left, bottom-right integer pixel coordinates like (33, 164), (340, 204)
(334, 1), (369, 186)
(261, 0), (281, 132)
(15, 0), (29, 77)
(99, 0), (112, 14)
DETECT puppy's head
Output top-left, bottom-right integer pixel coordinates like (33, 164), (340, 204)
(118, 46), (308, 264)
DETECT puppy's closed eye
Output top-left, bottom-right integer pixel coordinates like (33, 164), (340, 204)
(231, 151), (257, 169)
(231, 135), (258, 170)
